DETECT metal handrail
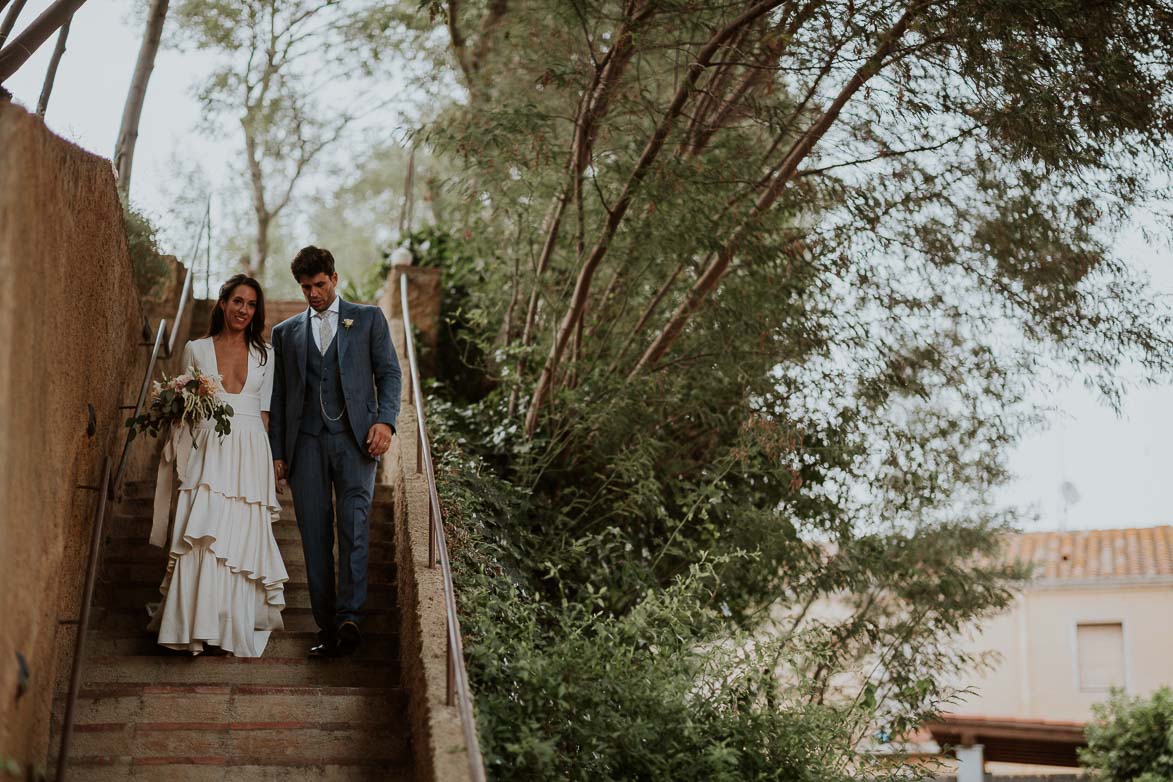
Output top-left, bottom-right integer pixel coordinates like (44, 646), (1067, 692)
(54, 456), (109, 782)
(400, 273), (487, 782)
(168, 255), (194, 358)
(110, 315), (167, 495)
(56, 256), (194, 780)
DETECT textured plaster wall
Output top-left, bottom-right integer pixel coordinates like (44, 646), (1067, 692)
(379, 272), (480, 782)
(118, 255), (195, 491)
(0, 102), (145, 771)
(953, 582), (1173, 722)
(385, 266), (443, 372)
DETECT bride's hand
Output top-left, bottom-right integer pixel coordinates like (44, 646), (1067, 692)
(273, 459), (287, 494)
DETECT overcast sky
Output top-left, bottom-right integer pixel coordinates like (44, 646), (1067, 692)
(7, 1), (1172, 533)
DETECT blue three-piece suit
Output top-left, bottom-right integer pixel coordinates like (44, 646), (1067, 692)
(268, 299), (401, 636)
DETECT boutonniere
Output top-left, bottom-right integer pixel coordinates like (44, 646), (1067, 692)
(342, 318), (354, 329)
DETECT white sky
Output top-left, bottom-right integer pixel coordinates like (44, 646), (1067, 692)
(6, 1), (1172, 533)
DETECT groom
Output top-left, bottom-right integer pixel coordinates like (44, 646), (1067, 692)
(269, 246), (401, 657)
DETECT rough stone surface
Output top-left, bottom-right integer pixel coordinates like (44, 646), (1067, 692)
(380, 293), (484, 782)
(119, 254), (197, 491)
(380, 266), (443, 372)
(0, 102), (146, 772)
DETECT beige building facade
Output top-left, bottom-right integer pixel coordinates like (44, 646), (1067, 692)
(930, 526), (1173, 779)
(955, 525), (1173, 722)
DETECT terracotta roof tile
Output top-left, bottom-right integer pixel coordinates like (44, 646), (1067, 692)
(1004, 526), (1173, 580)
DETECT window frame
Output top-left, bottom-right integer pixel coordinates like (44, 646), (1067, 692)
(1072, 620), (1129, 694)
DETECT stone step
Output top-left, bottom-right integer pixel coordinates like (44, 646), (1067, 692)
(57, 758), (413, 781)
(101, 559), (398, 586)
(115, 485), (395, 515)
(103, 537), (397, 567)
(99, 582), (397, 613)
(106, 516), (396, 545)
(53, 684), (407, 728)
(90, 607), (401, 637)
(80, 656), (401, 689)
(59, 721), (410, 764)
(88, 631), (399, 661)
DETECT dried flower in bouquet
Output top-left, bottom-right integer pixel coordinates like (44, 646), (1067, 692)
(126, 367), (234, 443)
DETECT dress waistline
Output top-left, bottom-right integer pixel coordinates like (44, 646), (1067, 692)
(205, 393), (264, 423)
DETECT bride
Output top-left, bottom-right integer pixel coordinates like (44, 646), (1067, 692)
(148, 274), (288, 657)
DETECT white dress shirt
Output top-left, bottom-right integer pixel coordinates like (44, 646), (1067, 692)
(309, 296), (341, 352)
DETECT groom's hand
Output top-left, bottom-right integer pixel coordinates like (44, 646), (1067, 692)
(366, 423), (393, 457)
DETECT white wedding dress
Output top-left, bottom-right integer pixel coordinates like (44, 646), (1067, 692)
(148, 337), (288, 657)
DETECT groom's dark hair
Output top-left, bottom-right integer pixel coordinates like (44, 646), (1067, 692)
(291, 245), (336, 280)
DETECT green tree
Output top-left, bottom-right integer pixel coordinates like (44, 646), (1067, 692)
(170, 0), (426, 278)
(156, 0), (1173, 775)
(405, 0), (1173, 777)
(1080, 687), (1173, 782)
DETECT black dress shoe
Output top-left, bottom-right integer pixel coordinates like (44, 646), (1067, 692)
(336, 621), (361, 656)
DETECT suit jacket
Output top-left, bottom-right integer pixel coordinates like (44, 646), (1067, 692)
(268, 299), (402, 469)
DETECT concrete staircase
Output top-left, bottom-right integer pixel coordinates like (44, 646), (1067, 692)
(49, 480), (411, 781)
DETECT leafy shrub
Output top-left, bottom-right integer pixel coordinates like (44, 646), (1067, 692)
(342, 224), (477, 303)
(1080, 687), (1173, 782)
(122, 201), (170, 300)
(437, 444), (936, 782)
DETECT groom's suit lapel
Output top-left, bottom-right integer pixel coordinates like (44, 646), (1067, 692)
(296, 308), (311, 382)
(336, 299), (352, 367)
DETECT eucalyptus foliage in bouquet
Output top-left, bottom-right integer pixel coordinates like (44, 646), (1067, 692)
(126, 367), (233, 442)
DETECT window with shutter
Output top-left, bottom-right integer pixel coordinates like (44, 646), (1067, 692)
(1076, 623), (1125, 692)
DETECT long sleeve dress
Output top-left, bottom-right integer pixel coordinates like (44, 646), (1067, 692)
(147, 337), (288, 656)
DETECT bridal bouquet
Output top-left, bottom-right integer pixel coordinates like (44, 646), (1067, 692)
(126, 367), (234, 442)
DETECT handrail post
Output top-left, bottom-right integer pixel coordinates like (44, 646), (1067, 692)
(55, 457), (111, 782)
(428, 496), (436, 568)
(447, 633), (456, 706)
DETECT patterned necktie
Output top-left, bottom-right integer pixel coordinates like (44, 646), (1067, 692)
(318, 311), (332, 354)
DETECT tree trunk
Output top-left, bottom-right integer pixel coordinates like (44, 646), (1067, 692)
(34, 15), (69, 117)
(244, 124), (270, 277)
(253, 212), (270, 278)
(114, 0), (169, 199)
(0, 0), (88, 82)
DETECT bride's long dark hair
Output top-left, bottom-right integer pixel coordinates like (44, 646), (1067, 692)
(207, 274), (269, 364)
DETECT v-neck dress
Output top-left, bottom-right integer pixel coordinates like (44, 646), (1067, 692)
(148, 337), (288, 656)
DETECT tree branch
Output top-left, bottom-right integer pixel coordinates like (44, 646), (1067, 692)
(631, 2), (927, 377)
(447, 0), (472, 84)
(507, 2), (645, 416)
(524, 0), (790, 435)
(34, 14), (70, 117)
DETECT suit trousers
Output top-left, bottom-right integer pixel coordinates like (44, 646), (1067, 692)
(289, 429), (376, 633)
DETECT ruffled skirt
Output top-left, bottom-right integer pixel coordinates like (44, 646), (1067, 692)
(148, 404), (287, 657)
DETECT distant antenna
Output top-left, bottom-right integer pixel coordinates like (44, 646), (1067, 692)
(1059, 480), (1080, 531)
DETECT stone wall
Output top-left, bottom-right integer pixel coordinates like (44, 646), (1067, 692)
(385, 265), (443, 373)
(0, 103), (146, 772)
(117, 255), (196, 492)
(379, 273), (483, 782)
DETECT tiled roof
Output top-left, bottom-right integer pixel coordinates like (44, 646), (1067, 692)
(1005, 526), (1173, 580)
